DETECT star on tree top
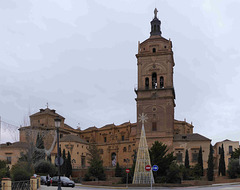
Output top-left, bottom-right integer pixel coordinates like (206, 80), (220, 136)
(138, 113), (148, 124)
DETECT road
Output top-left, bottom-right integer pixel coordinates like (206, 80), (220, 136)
(40, 183), (240, 190)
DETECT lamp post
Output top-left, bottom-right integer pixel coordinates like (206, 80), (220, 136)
(55, 117), (62, 190)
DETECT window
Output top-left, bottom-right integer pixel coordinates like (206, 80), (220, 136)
(81, 156), (86, 168)
(152, 48), (156, 53)
(192, 153), (198, 162)
(123, 147), (127, 152)
(219, 147), (221, 154)
(152, 73), (157, 89)
(145, 77), (149, 89)
(6, 157), (11, 164)
(60, 134), (63, 138)
(152, 122), (157, 131)
(229, 146), (233, 154)
(128, 145), (131, 151)
(176, 152), (182, 162)
(160, 76), (164, 88)
(122, 136), (125, 141)
(104, 137), (107, 142)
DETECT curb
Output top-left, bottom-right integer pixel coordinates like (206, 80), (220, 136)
(77, 184), (127, 189)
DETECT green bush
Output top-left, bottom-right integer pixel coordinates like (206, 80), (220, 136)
(0, 160), (10, 180)
(34, 160), (57, 176)
(11, 162), (34, 181)
(166, 162), (181, 183)
(227, 159), (240, 179)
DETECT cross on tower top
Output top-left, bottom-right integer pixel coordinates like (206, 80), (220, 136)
(154, 8), (158, 18)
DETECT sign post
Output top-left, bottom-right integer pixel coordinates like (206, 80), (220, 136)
(145, 165), (152, 189)
(152, 165), (158, 189)
(125, 168), (130, 188)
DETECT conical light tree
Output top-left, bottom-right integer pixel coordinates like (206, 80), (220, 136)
(133, 113), (154, 184)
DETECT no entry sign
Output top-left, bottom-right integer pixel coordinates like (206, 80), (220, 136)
(125, 168), (130, 173)
(145, 165), (151, 171)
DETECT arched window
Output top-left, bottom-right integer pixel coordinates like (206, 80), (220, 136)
(152, 73), (157, 89)
(152, 48), (156, 53)
(123, 147), (127, 152)
(145, 77), (149, 89)
(160, 76), (164, 88)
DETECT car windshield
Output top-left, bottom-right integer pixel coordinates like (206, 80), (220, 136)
(61, 177), (70, 181)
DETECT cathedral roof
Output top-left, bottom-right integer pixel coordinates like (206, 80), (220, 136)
(60, 134), (88, 144)
(173, 133), (211, 142)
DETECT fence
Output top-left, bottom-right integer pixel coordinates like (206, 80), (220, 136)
(12, 180), (30, 190)
(1, 177), (40, 190)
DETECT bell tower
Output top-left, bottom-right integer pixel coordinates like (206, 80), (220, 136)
(135, 9), (175, 149)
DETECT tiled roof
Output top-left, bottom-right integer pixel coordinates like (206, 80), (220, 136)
(30, 108), (65, 119)
(0, 141), (29, 149)
(60, 134), (88, 144)
(174, 133), (211, 142)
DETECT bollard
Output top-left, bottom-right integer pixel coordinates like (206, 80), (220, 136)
(36, 175), (41, 188)
(30, 176), (38, 190)
(1, 178), (11, 190)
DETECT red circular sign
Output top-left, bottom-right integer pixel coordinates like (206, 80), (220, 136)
(125, 169), (130, 173)
(145, 165), (151, 171)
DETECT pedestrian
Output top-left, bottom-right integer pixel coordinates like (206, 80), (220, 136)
(47, 174), (50, 186)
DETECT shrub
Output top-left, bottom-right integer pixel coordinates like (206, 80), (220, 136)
(11, 162), (34, 181)
(227, 159), (240, 179)
(166, 162), (181, 183)
(34, 160), (57, 176)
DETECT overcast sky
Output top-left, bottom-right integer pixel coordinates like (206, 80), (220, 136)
(0, 0), (240, 145)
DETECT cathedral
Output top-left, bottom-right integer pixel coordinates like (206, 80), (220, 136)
(2, 9), (236, 178)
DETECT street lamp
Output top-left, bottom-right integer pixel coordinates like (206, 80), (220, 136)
(55, 117), (62, 190)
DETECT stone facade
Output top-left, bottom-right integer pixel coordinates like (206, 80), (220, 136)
(214, 139), (239, 170)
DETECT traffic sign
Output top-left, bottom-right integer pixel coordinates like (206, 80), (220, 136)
(152, 165), (159, 172)
(125, 168), (130, 173)
(55, 157), (64, 166)
(145, 165), (151, 171)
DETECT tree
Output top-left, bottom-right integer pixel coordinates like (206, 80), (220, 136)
(227, 159), (240, 178)
(198, 146), (203, 176)
(0, 160), (10, 180)
(185, 149), (190, 169)
(32, 133), (45, 164)
(85, 144), (106, 180)
(66, 151), (72, 177)
(166, 162), (181, 183)
(115, 162), (122, 177)
(62, 149), (67, 176)
(34, 160), (57, 176)
(11, 162), (34, 181)
(207, 144), (214, 181)
(218, 144), (226, 176)
(149, 141), (176, 182)
(231, 148), (240, 159)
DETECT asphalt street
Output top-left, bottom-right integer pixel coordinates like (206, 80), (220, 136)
(39, 183), (240, 190)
